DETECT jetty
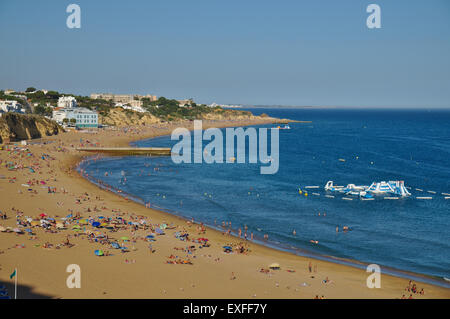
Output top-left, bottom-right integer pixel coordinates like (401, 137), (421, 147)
(76, 147), (173, 156)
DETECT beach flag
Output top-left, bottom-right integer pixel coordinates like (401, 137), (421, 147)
(10, 268), (17, 299)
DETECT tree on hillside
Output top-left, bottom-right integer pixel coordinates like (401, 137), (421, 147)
(26, 87), (36, 92)
(46, 91), (60, 99)
(33, 105), (46, 115)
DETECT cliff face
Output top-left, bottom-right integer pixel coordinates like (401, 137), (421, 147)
(100, 107), (273, 127)
(99, 108), (162, 127)
(199, 109), (262, 121)
(0, 113), (63, 143)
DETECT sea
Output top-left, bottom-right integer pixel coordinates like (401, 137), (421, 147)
(78, 108), (450, 286)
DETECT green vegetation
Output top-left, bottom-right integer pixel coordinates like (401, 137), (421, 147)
(33, 105), (53, 117)
(2, 87), (250, 122)
(0, 90), (26, 104)
(142, 97), (219, 120)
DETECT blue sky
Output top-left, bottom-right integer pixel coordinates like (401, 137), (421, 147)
(0, 0), (449, 107)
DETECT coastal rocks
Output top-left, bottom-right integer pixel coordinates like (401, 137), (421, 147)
(98, 107), (278, 127)
(99, 108), (161, 127)
(200, 109), (260, 121)
(0, 113), (63, 143)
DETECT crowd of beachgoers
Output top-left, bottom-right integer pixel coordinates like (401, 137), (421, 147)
(0, 121), (447, 299)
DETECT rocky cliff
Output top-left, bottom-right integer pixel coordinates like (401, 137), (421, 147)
(99, 107), (276, 127)
(0, 113), (63, 143)
(99, 108), (162, 127)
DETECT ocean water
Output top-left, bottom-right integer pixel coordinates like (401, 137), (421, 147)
(79, 108), (450, 282)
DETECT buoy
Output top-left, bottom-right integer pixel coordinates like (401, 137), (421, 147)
(338, 159), (346, 162)
(304, 192), (308, 197)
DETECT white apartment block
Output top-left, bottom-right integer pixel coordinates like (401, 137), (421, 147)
(0, 100), (26, 114)
(57, 96), (77, 108)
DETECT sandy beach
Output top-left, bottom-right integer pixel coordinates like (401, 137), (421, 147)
(0, 118), (449, 299)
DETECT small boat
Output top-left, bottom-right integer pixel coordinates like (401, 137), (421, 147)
(274, 124), (291, 130)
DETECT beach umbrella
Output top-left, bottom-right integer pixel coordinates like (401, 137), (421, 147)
(146, 234), (155, 239)
(94, 250), (104, 256)
(155, 228), (164, 235)
(56, 223), (65, 229)
(92, 221), (101, 228)
(0, 226), (6, 232)
(79, 219), (88, 225)
(111, 242), (121, 249)
(72, 225), (81, 230)
(269, 263), (280, 270)
(13, 228), (23, 234)
(30, 221), (40, 226)
(120, 236), (129, 241)
(25, 228), (33, 233)
(39, 213), (47, 218)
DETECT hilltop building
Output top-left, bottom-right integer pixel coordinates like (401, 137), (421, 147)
(52, 107), (98, 128)
(0, 100), (26, 114)
(90, 93), (157, 104)
(57, 96), (77, 108)
(177, 99), (194, 107)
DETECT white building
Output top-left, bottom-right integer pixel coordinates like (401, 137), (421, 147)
(52, 107), (98, 128)
(57, 96), (77, 108)
(115, 102), (147, 113)
(0, 100), (26, 114)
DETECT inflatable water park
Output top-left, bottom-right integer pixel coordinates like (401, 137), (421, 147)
(297, 180), (450, 201)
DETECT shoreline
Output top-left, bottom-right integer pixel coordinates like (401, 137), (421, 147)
(76, 128), (450, 290)
(1, 118), (449, 298)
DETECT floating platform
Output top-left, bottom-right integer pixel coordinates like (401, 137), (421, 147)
(76, 147), (173, 156)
